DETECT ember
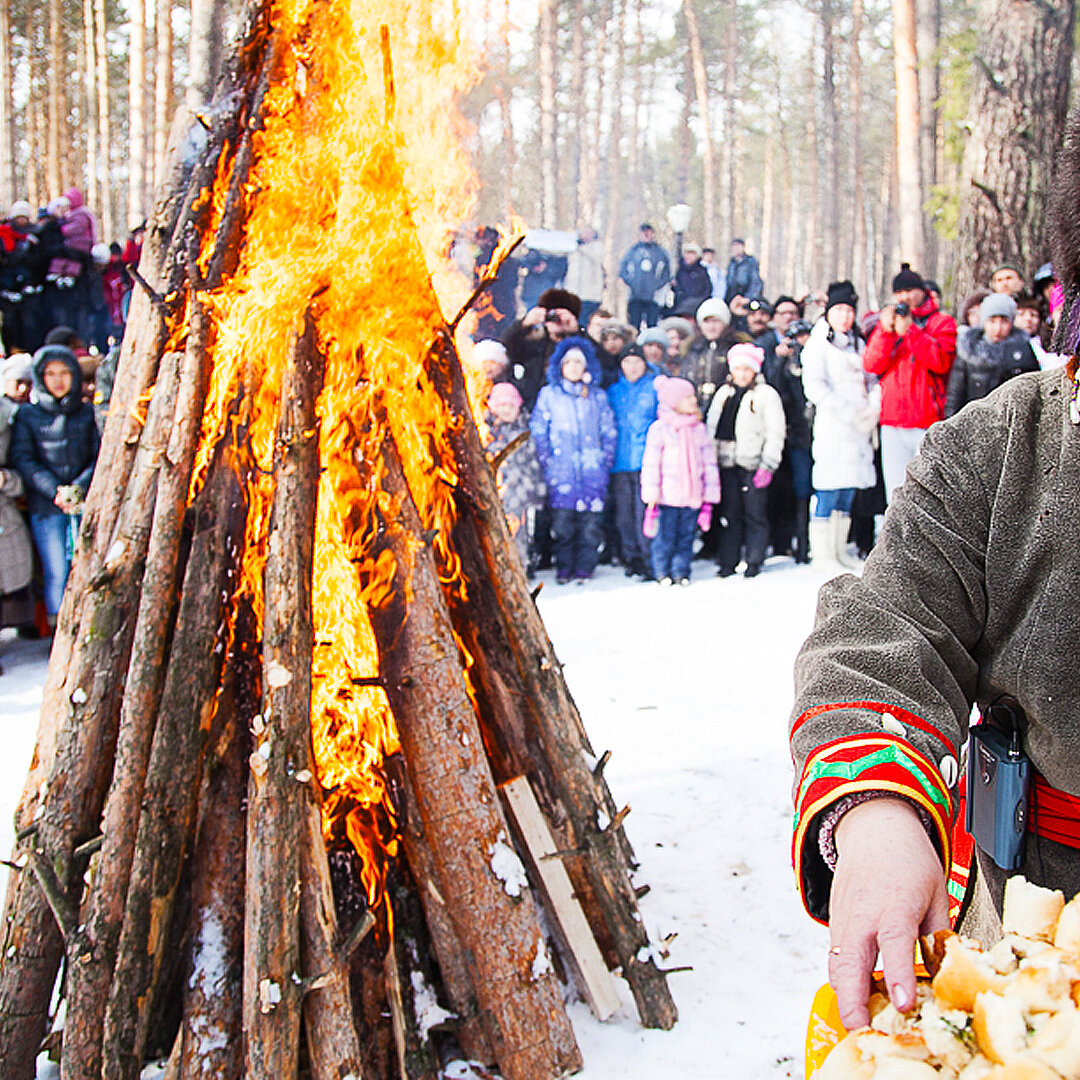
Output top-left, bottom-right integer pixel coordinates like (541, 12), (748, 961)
(0, 0), (676, 1077)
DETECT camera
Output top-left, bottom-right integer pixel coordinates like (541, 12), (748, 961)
(966, 706), (1030, 871)
(784, 319), (812, 340)
(894, 301), (911, 318)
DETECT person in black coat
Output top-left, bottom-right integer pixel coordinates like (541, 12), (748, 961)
(945, 293), (1039, 418)
(11, 344), (99, 622)
(672, 244), (714, 316)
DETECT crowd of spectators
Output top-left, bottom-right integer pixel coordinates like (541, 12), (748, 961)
(473, 231), (1065, 589)
(0, 190), (138, 666)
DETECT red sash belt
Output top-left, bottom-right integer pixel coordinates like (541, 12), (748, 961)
(1029, 773), (1080, 848)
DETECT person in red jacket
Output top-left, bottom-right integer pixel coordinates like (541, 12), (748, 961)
(863, 263), (957, 500)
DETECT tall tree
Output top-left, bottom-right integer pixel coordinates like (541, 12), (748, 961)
(717, 0), (737, 247)
(95, 0), (113, 239)
(153, 0), (173, 189)
(893, 0), (924, 266)
(537, 0), (558, 226)
(684, 0), (715, 246)
(47, 0), (63, 195)
(569, 0), (585, 225)
(0, 0), (14, 207)
(496, 0), (516, 222)
(83, 0), (99, 216)
(601, 0), (627, 307)
(952, 0), (1075, 299)
(820, 0), (840, 282)
(917, 0), (941, 279)
(849, 0), (868, 301)
(128, 0), (148, 227)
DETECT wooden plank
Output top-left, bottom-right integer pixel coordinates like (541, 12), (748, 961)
(500, 777), (621, 1022)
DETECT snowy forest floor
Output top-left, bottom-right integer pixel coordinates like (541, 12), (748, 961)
(1, 554), (837, 1079)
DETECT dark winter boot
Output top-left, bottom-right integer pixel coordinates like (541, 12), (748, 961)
(794, 499), (810, 564)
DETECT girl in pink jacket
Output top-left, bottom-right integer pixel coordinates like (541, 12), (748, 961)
(640, 376), (721, 585)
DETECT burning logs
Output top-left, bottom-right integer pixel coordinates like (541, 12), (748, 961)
(0, 2), (676, 1077)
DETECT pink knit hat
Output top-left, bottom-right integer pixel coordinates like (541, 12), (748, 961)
(727, 343), (764, 373)
(654, 375), (696, 410)
(488, 382), (523, 410)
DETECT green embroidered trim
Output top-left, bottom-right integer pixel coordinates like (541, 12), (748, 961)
(948, 878), (966, 902)
(797, 743), (949, 815)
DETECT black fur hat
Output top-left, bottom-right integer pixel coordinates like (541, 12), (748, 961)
(1050, 106), (1080, 354)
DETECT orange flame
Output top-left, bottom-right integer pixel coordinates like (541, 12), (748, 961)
(189, 0), (486, 920)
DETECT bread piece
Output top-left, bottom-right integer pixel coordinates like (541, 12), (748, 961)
(1053, 895), (1080, 957)
(1029, 1005), (1080, 1075)
(873, 1059), (941, 1079)
(973, 990), (1028, 1064)
(816, 1031), (876, 1080)
(987, 1056), (1066, 1078)
(1003, 878), (1065, 944)
(934, 936), (1006, 1012)
(1004, 953), (1079, 1014)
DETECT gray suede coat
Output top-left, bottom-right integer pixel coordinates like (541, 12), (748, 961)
(791, 366), (1080, 935)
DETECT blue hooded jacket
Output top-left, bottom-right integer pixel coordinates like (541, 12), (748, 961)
(606, 361), (660, 473)
(529, 336), (617, 511)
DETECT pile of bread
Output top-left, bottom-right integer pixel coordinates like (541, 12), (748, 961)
(820, 878), (1080, 1078)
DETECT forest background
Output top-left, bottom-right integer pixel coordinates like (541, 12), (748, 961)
(0, 0), (1075, 314)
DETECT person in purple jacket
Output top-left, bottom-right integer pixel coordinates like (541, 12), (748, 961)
(530, 336), (617, 584)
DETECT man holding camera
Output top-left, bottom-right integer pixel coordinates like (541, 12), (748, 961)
(501, 287), (583, 410)
(863, 263), (957, 501)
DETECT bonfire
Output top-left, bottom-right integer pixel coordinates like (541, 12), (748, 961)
(0, 1), (676, 1078)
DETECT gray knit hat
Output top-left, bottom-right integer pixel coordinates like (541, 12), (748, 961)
(980, 293), (1017, 325)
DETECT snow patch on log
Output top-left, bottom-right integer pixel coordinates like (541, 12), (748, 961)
(71, 688), (87, 705)
(410, 970), (454, 1034)
(264, 659), (292, 688)
(188, 911), (230, 1052)
(489, 831), (528, 897)
(531, 939), (553, 981)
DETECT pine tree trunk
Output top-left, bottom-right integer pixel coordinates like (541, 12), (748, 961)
(128, 0), (147, 227)
(497, 0), (516, 222)
(760, 118), (774, 287)
(47, 0), (62, 195)
(154, 0), (173, 189)
(95, 0), (113, 239)
(917, 0), (940, 280)
(83, 0), (99, 217)
(893, 0), (924, 267)
(585, 0), (607, 235)
(568, 0), (585, 225)
(952, 0), (1074, 301)
(801, 57), (821, 292)
(684, 0), (715, 247)
(601, 0), (626, 312)
(0, 0), (14, 206)
(850, 0), (868, 301)
(188, 0), (214, 107)
(626, 0), (644, 230)
(538, 0), (557, 227)
(820, 0), (840, 283)
(718, 0), (737, 248)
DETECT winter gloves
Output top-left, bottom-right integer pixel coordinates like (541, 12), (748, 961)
(643, 503), (660, 538)
(697, 503), (713, 532)
(752, 467), (773, 489)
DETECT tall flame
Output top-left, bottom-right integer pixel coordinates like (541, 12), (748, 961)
(191, 0), (483, 918)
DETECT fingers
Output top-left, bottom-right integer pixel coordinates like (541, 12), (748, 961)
(829, 932), (877, 1030)
(878, 917), (919, 1014)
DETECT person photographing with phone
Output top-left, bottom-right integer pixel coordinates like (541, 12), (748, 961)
(789, 109), (1080, 1038)
(863, 263), (957, 501)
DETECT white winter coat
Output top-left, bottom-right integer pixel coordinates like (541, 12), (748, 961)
(801, 319), (880, 492)
(705, 375), (786, 472)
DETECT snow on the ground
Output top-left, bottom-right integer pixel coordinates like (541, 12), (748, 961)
(1, 555), (837, 1079)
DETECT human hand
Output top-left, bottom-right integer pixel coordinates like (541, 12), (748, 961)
(776, 338), (793, 358)
(730, 295), (749, 317)
(752, 467), (773, 489)
(878, 306), (897, 335)
(894, 313), (914, 336)
(697, 503), (712, 531)
(829, 796), (949, 1030)
(523, 306), (546, 328)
